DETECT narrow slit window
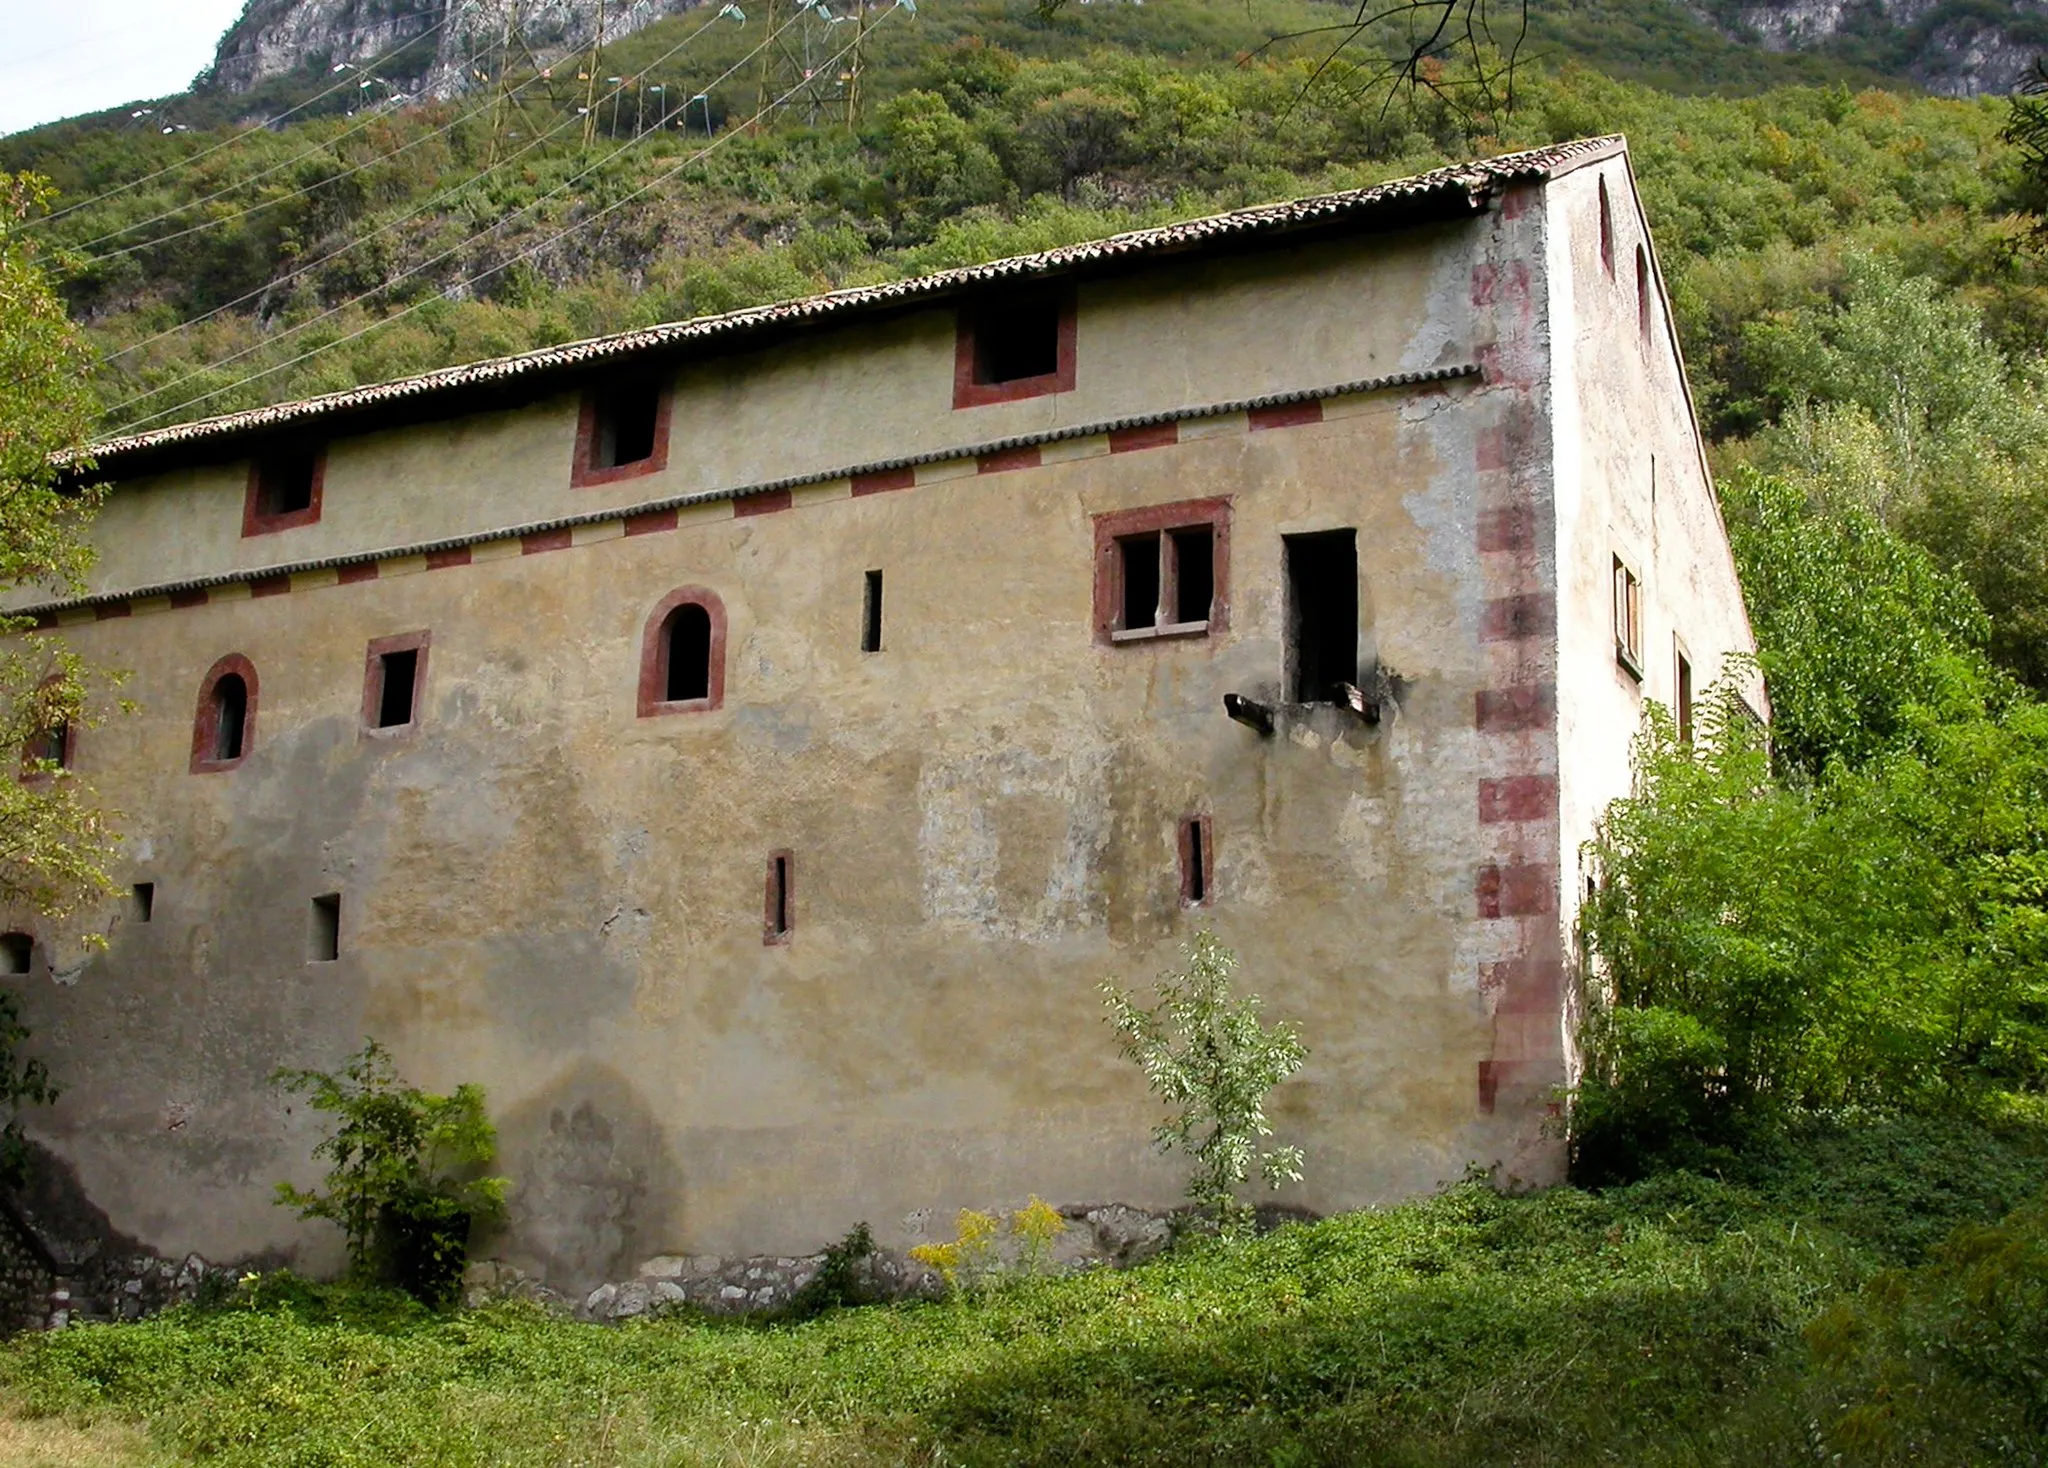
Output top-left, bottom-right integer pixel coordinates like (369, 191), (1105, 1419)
(1284, 529), (1359, 703)
(1171, 526), (1214, 626)
(0, 934), (29, 977)
(1598, 177), (1615, 277)
(665, 604), (712, 702)
(764, 851), (793, 944)
(1180, 815), (1213, 908)
(1613, 557), (1643, 677)
(972, 293), (1060, 385)
(592, 383), (661, 471)
(1676, 646), (1694, 745)
(1120, 533), (1161, 632)
(377, 649), (418, 727)
(131, 882), (154, 923)
(1636, 244), (1652, 342)
(309, 894), (341, 963)
(862, 570), (884, 654)
(212, 674), (248, 761)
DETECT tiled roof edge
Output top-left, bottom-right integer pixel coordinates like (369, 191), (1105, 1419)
(25, 363), (1479, 616)
(77, 137), (1621, 468)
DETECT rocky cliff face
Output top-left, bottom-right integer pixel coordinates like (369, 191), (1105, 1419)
(1704, 0), (2048, 94)
(202, 0), (705, 97)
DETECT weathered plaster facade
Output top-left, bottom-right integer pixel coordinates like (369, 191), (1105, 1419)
(3, 138), (1756, 1295)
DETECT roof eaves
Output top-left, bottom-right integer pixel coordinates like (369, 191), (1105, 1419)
(76, 135), (1624, 473)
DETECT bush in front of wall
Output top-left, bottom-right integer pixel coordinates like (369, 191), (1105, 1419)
(272, 1039), (507, 1307)
(1102, 932), (1307, 1240)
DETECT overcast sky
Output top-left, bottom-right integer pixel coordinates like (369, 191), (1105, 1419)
(0, 0), (248, 136)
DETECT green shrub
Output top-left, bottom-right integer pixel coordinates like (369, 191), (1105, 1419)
(272, 1039), (507, 1306)
(1102, 932), (1306, 1238)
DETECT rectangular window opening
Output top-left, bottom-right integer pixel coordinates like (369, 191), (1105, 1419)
(1284, 529), (1359, 702)
(971, 294), (1060, 385)
(862, 570), (884, 654)
(26, 722), (68, 770)
(1613, 557), (1643, 677)
(131, 882), (155, 923)
(376, 649), (418, 729)
(1171, 526), (1214, 626)
(593, 383), (661, 470)
(0, 934), (29, 977)
(255, 450), (317, 518)
(1181, 816), (1211, 908)
(1676, 647), (1694, 745)
(765, 852), (793, 944)
(1119, 533), (1161, 632)
(309, 894), (340, 963)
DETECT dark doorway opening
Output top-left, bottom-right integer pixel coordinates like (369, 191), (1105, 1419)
(1285, 530), (1359, 703)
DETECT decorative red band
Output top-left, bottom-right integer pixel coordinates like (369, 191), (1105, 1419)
(1476, 683), (1555, 733)
(624, 509), (677, 536)
(1478, 774), (1558, 824)
(1477, 862), (1557, 919)
(337, 563), (380, 586)
(1248, 400), (1323, 432)
(1479, 593), (1555, 642)
(250, 577), (291, 599)
(733, 489), (794, 517)
(425, 548), (471, 570)
(1110, 423), (1177, 453)
(522, 528), (573, 554)
(851, 466), (915, 496)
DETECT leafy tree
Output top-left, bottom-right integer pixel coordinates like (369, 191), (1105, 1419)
(1742, 257), (2048, 690)
(1, 174), (114, 923)
(1575, 485), (2048, 1183)
(1102, 933), (1306, 1238)
(274, 1040), (508, 1306)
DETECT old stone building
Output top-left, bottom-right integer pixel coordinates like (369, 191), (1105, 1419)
(2, 135), (1756, 1301)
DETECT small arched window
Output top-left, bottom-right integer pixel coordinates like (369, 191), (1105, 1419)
(638, 587), (726, 716)
(1636, 244), (1653, 344)
(191, 654), (259, 773)
(20, 674), (73, 778)
(1597, 177), (1615, 277)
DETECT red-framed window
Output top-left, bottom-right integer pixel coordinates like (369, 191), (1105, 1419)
(362, 631), (431, 736)
(190, 653), (258, 773)
(572, 380), (673, 487)
(637, 587), (727, 717)
(764, 849), (794, 945)
(1092, 498), (1232, 645)
(242, 446), (325, 537)
(953, 287), (1076, 409)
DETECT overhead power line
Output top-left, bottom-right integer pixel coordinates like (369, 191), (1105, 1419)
(102, 5), (747, 366)
(31, 6), (456, 229)
(74, 29), (527, 259)
(107, 0), (853, 433)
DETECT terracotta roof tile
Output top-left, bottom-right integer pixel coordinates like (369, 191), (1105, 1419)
(80, 136), (1624, 470)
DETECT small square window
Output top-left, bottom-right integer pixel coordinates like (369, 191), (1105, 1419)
(242, 447), (324, 535)
(575, 382), (669, 484)
(954, 289), (1076, 408)
(0, 933), (30, 977)
(131, 882), (155, 923)
(1095, 499), (1231, 645)
(363, 632), (430, 735)
(1613, 556), (1643, 679)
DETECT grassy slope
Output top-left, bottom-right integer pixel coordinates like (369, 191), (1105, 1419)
(2, 1120), (2042, 1467)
